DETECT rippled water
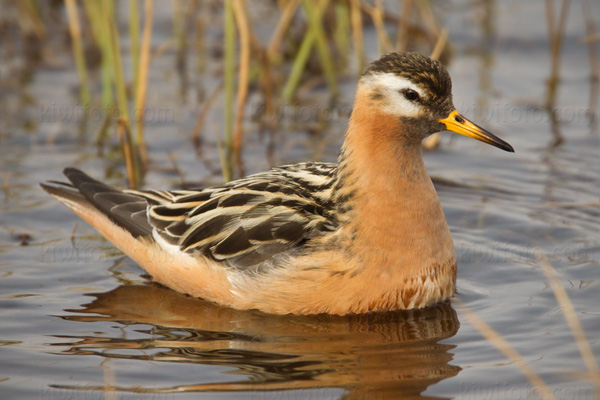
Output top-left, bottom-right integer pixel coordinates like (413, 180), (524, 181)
(1, 1), (599, 399)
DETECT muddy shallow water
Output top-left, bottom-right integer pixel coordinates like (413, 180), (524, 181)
(1, 1), (599, 399)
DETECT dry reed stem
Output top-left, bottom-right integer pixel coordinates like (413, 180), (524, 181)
(255, 46), (277, 135)
(70, 223), (79, 242)
(150, 39), (174, 61)
(363, 0), (393, 54)
(350, 0), (365, 73)
(267, 0), (300, 61)
(396, 0), (413, 51)
(167, 151), (186, 187)
(134, 0), (153, 170)
(582, 32), (600, 42)
(545, 0), (571, 92)
(260, 55), (277, 134)
(232, 0), (251, 178)
(430, 28), (448, 61)
(544, 0), (570, 146)
(422, 133), (441, 150)
(545, 0), (556, 42)
(173, 0), (191, 97)
(192, 80), (224, 152)
(94, 109), (113, 151)
(64, 0), (91, 108)
(415, 0), (440, 37)
(455, 299), (556, 400)
(129, 0), (140, 97)
(548, 0), (571, 80)
(16, 0), (46, 39)
(223, 0), (236, 182)
(582, 1), (599, 130)
(195, 11), (206, 74)
(116, 118), (138, 189)
(535, 252), (600, 397)
(1, 172), (10, 198)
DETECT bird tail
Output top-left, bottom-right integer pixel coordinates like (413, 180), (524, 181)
(40, 168), (152, 238)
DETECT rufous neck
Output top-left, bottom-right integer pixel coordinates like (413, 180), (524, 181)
(335, 87), (431, 199)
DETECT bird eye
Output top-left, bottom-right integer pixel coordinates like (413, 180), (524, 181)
(402, 89), (420, 101)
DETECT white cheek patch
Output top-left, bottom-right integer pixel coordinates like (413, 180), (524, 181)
(361, 73), (426, 118)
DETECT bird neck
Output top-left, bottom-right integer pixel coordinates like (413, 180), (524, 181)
(332, 88), (455, 276)
(334, 88), (433, 212)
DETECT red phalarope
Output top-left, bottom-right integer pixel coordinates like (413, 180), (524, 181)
(42, 52), (514, 315)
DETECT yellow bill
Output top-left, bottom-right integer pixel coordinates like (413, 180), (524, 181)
(439, 110), (514, 152)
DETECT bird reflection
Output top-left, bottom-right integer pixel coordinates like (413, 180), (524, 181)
(52, 283), (461, 399)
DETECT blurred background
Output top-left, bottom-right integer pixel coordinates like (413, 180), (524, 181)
(0, 1), (599, 399)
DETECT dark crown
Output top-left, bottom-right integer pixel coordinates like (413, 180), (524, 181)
(362, 52), (452, 99)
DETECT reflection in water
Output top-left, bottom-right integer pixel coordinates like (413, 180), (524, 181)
(51, 283), (461, 399)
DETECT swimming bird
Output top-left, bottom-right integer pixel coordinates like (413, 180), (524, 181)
(42, 52), (513, 315)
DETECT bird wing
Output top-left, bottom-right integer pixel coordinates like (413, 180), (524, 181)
(127, 163), (339, 271)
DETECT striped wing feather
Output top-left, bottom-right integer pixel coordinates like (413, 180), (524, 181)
(129, 162), (339, 271)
